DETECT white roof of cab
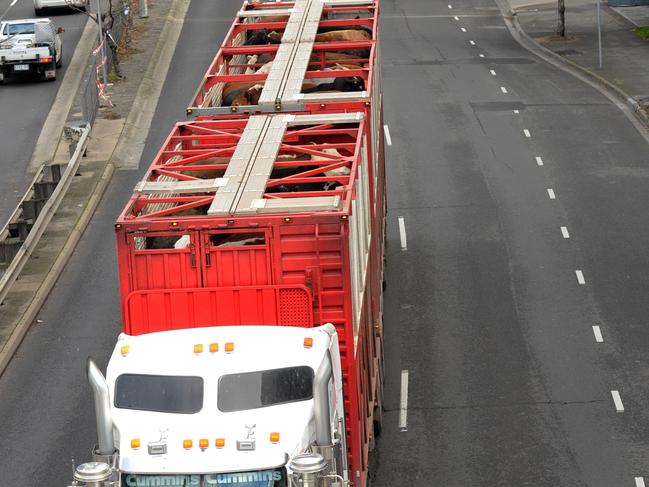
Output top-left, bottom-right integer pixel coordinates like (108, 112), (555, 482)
(3, 18), (52, 23)
(108, 325), (334, 377)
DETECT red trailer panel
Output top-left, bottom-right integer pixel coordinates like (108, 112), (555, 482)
(115, 112), (385, 486)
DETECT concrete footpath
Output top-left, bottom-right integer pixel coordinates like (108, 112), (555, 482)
(0, 0), (191, 373)
(506, 0), (649, 121)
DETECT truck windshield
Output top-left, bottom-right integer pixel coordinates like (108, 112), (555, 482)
(218, 366), (313, 412)
(115, 374), (203, 414)
(5, 23), (35, 35)
(121, 469), (287, 486)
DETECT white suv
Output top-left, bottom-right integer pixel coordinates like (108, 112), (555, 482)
(33, 0), (86, 16)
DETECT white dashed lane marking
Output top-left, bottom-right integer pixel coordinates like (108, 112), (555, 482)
(576, 270), (585, 285)
(592, 326), (603, 343)
(635, 477), (645, 487)
(490, 69), (496, 76)
(398, 216), (407, 250)
(513, 109), (519, 114)
(461, 27), (466, 32)
(547, 188), (556, 199)
(561, 226), (569, 238)
(500, 86), (508, 94)
(453, 15), (459, 20)
(399, 370), (409, 431)
(523, 129), (531, 137)
(448, 4), (453, 8)
(469, 40), (476, 45)
(611, 390), (624, 413)
(479, 53), (485, 58)
(384, 124), (392, 146)
(536, 156), (544, 166)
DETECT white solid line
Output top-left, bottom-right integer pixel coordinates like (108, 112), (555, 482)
(576, 270), (585, 285)
(611, 390), (624, 413)
(453, 15), (459, 20)
(523, 129), (531, 138)
(384, 124), (392, 146)
(561, 226), (569, 238)
(536, 156), (544, 166)
(500, 86), (508, 94)
(513, 109), (519, 114)
(547, 188), (556, 199)
(479, 53), (485, 58)
(469, 40), (476, 45)
(490, 69), (496, 76)
(635, 477), (645, 487)
(399, 370), (409, 430)
(592, 326), (603, 343)
(398, 216), (407, 250)
(461, 27), (467, 32)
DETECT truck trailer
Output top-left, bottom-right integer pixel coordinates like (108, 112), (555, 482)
(68, 0), (386, 485)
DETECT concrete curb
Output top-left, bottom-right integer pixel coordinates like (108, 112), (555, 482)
(0, 163), (115, 375)
(111, 0), (191, 169)
(29, 16), (96, 171)
(497, 0), (649, 132)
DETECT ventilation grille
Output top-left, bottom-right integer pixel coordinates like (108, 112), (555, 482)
(278, 287), (312, 327)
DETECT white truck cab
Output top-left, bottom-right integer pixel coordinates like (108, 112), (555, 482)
(0, 18), (63, 83)
(71, 325), (350, 487)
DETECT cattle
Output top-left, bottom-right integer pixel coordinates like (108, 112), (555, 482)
(244, 29), (283, 45)
(303, 64), (365, 93)
(267, 147), (350, 193)
(314, 29), (371, 43)
(222, 81), (265, 106)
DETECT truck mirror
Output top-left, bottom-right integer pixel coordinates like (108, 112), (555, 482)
(56, 27), (65, 34)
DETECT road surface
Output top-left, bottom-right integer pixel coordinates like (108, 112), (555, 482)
(1, 0), (649, 485)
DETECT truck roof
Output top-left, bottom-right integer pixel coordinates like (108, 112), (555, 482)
(108, 325), (333, 377)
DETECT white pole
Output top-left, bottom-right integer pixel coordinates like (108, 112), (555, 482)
(596, 0), (603, 68)
(95, 0), (108, 85)
(139, 0), (148, 18)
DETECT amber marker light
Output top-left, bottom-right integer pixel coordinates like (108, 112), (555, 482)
(131, 438), (141, 449)
(194, 344), (203, 354)
(120, 345), (130, 356)
(224, 342), (235, 353)
(270, 432), (280, 443)
(209, 343), (219, 353)
(215, 438), (225, 449)
(199, 439), (209, 450)
(303, 337), (313, 348)
(183, 439), (193, 449)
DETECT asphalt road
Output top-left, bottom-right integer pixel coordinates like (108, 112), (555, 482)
(2, 0), (649, 485)
(374, 0), (649, 485)
(0, 0), (87, 220)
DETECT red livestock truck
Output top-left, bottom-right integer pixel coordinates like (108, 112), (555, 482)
(110, 111), (386, 486)
(68, 1), (387, 486)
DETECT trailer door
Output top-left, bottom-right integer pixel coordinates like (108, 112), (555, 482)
(127, 231), (202, 291)
(200, 229), (273, 287)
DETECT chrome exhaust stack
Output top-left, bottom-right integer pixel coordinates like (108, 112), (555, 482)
(313, 352), (333, 448)
(68, 360), (115, 487)
(87, 358), (115, 457)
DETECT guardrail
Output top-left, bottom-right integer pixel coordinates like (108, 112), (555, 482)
(0, 122), (91, 306)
